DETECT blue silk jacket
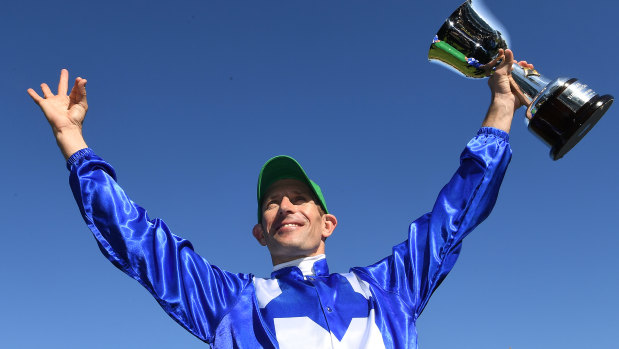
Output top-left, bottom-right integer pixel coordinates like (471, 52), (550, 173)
(67, 127), (511, 348)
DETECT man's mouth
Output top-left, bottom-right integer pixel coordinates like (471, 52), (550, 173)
(275, 222), (303, 233)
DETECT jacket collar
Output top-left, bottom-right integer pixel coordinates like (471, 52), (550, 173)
(271, 254), (329, 279)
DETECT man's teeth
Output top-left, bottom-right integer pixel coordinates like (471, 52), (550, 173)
(282, 224), (299, 227)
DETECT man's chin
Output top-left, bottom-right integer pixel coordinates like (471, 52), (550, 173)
(272, 242), (312, 256)
(275, 240), (305, 251)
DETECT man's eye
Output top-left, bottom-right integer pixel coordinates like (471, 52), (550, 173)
(293, 196), (308, 203)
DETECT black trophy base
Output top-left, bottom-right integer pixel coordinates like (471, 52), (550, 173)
(528, 78), (614, 160)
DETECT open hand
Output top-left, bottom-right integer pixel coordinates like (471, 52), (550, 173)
(28, 69), (89, 159)
(28, 69), (88, 135)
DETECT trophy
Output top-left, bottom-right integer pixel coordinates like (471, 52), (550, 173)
(429, 0), (613, 160)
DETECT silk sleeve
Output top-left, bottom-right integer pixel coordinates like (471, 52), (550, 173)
(353, 127), (512, 319)
(67, 149), (252, 343)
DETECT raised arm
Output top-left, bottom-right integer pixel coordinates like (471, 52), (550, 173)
(28, 69), (88, 159)
(29, 70), (252, 343)
(353, 50), (529, 319)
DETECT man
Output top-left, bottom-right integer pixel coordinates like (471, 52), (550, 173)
(29, 49), (531, 348)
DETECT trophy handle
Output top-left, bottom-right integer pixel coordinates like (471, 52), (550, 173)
(511, 64), (550, 109)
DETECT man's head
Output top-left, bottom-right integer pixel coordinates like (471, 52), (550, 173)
(252, 156), (337, 266)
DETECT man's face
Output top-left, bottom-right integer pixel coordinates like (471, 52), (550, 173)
(253, 179), (337, 265)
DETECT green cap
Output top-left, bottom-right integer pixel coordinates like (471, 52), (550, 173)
(257, 155), (328, 223)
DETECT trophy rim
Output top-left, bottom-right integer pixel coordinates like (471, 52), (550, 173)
(428, 0), (509, 79)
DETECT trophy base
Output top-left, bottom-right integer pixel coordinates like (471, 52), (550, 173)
(528, 78), (614, 160)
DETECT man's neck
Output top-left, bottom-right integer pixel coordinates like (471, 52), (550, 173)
(272, 254), (326, 276)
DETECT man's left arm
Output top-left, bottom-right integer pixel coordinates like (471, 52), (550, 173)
(354, 127), (511, 317)
(353, 49), (529, 317)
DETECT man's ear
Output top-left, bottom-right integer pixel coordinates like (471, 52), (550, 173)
(252, 223), (267, 246)
(321, 214), (337, 239)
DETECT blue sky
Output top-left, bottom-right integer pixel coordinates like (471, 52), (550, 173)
(2, 0), (617, 348)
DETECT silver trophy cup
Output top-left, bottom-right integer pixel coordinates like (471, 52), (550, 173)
(429, 0), (613, 160)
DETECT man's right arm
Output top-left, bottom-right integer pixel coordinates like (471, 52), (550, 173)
(29, 70), (252, 343)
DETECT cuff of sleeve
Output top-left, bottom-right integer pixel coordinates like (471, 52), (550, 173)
(477, 127), (509, 142)
(66, 148), (94, 170)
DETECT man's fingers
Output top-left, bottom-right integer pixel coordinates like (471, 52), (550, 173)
(27, 88), (43, 104)
(509, 76), (531, 108)
(516, 60), (534, 70)
(503, 49), (515, 64)
(58, 69), (69, 95)
(487, 52), (504, 69)
(492, 49), (514, 74)
(507, 52), (514, 61)
(41, 83), (54, 98)
(70, 78), (88, 101)
(78, 78), (87, 96)
(69, 78), (79, 98)
(78, 79), (88, 109)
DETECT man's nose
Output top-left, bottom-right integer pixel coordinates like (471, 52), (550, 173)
(278, 196), (295, 213)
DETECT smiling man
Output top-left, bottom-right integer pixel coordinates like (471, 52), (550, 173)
(254, 161), (337, 266)
(29, 50), (529, 348)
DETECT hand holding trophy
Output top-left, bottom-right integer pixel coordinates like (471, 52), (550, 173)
(429, 0), (613, 160)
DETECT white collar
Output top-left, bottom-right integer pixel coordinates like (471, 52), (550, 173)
(272, 254), (326, 276)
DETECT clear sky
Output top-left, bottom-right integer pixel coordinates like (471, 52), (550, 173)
(2, 0), (617, 348)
